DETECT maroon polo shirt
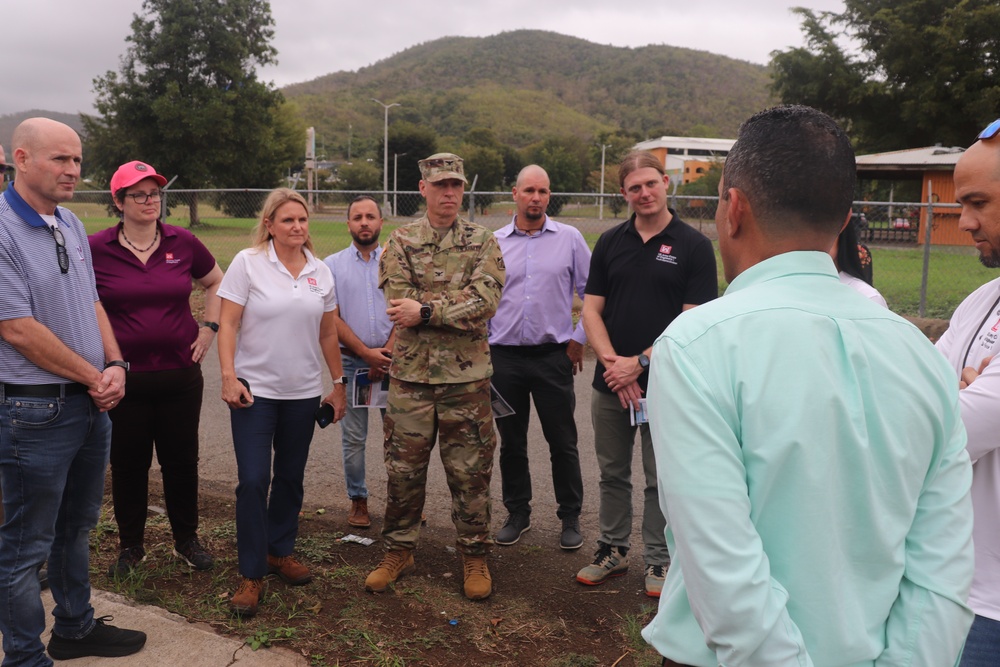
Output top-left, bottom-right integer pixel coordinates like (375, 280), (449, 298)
(89, 222), (216, 372)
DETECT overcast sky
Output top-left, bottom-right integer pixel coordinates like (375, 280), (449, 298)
(4, 0), (845, 117)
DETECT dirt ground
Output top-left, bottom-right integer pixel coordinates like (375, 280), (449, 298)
(94, 480), (663, 667)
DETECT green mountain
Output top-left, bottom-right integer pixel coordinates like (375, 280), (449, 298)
(282, 30), (774, 160)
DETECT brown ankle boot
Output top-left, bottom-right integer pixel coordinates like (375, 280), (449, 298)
(267, 554), (312, 585)
(348, 497), (371, 528)
(230, 577), (265, 617)
(462, 554), (492, 600)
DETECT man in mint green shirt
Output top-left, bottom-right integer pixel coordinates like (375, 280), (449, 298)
(643, 105), (974, 666)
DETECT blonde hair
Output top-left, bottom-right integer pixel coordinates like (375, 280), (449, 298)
(618, 151), (666, 189)
(251, 188), (314, 253)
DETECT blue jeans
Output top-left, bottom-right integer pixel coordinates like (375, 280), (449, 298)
(0, 390), (111, 667)
(340, 355), (385, 500)
(230, 396), (317, 579)
(960, 614), (1000, 666)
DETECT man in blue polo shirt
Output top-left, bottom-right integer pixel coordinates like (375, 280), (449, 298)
(578, 151), (717, 598)
(0, 118), (146, 664)
(323, 195), (394, 529)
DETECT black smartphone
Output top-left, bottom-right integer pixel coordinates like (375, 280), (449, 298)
(237, 377), (251, 404)
(315, 402), (335, 428)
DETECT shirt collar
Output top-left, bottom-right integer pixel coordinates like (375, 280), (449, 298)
(266, 239), (319, 274)
(498, 215), (553, 238)
(725, 251), (839, 296)
(3, 186), (69, 228)
(352, 244), (382, 261)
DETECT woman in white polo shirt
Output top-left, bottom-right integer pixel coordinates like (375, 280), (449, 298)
(217, 188), (347, 617)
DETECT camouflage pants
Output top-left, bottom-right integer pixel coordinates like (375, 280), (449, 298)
(381, 377), (496, 555)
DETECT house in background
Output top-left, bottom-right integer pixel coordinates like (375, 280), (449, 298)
(855, 146), (967, 246)
(633, 136), (735, 184)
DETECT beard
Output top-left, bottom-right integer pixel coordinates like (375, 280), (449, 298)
(980, 250), (1000, 269)
(523, 208), (544, 222)
(351, 229), (380, 247)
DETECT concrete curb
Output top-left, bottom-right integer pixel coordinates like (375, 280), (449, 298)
(0, 588), (307, 666)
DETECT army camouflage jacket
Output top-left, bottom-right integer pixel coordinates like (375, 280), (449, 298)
(379, 215), (505, 384)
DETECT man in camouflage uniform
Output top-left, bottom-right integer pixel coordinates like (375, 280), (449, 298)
(365, 152), (505, 600)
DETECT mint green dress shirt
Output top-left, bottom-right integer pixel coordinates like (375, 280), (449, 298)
(643, 252), (974, 666)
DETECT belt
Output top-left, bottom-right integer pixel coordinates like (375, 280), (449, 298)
(491, 342), (567, 356)
(1, 382), (88, 398)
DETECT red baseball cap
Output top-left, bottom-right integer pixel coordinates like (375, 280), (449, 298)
(110, 160), (167, 193)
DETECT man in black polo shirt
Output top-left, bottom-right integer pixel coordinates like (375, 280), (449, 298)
(577, 151), (717, 598)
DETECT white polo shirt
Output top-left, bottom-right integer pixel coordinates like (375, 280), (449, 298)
(218, 241), (337, 400)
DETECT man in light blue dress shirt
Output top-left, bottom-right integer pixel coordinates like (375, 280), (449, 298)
(323, 196), (394, 529)
(643, 105), (974, 666)
(489, 165), (591, 551)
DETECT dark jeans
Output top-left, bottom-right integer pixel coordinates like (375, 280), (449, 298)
(960, 614), (1000, 666)
(662, 659), (696, 667)
(0, 389), (110, 665)
(490, 344), (583, 520)
(109, 364), (204, 548)
(230, 395), (318, 579)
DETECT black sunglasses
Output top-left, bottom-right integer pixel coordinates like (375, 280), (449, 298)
(50, 226), (69, 274)
(976, 119), (1000, 141)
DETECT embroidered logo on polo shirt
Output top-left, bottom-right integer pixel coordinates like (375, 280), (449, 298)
(656, 244), (677, 265)
(165, 252), (180, 264)
(306, 276), (323, 295)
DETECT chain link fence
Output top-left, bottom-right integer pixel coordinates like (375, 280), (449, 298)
(63, 188), (980, 320)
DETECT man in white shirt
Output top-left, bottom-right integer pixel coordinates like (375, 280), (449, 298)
(937, 120), (1000, 666)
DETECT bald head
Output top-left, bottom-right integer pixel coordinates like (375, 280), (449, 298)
(512, 164), (551, 227)
(955, 137), (1000, 268)
(11, 117), (82, 214)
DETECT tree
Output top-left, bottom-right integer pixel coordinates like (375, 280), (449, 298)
(83, 0), (301, 226)
(771, 1), (1000, 151)
(377, 121), (437, 216)
(461, 144), (504, 215)
(336, 162), (381, 191)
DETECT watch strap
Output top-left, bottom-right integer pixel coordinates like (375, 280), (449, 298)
(105, 360), (130, 372)
(202, 321), (220, 332)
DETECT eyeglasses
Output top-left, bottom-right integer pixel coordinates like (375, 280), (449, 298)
(124, 190), (162, 204)
(50, 226), (69, 274)
(977, 119), (1000, 141)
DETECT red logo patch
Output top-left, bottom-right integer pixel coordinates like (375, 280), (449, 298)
(307, 277), (317, 286)
(659, 245), (672, 255)
(165, 253), (174, 261)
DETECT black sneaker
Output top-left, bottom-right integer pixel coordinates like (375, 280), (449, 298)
(495, 513), (531, 545)
(173, 537), (214, 571)
(47, 615), (147, 660)
(559, 517), (583, 550)
(107, 546), (145, 578)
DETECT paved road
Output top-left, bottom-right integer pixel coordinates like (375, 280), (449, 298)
(195, 342), (654, 560)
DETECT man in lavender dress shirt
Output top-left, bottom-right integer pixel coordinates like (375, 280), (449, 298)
(489, 165), (591, 551)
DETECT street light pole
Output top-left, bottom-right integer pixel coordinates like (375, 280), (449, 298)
(393, 152), (407, 217)
(598, 143), (610, 220)
(372, 98), (400, 214)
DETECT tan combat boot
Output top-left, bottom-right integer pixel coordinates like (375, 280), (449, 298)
(229, 577), (265, 617)
(365, 550), (415, 593)
(462, 554), (492, 600)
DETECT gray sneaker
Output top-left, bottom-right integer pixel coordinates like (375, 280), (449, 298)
(645, 563), (666, 597)
(495, 513), (531, 545)
(576, 543), (628, 585)
(559, 517), (583, 550)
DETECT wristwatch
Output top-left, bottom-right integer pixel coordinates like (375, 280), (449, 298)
(335, 376), (347, 385)
(637, 353), (650, 370)
(202, 321), (220, 332)
(419, 303), (432, 325)
(105, 360), (130, 372)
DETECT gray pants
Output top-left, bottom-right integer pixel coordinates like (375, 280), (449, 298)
(591, 390), (669, 566)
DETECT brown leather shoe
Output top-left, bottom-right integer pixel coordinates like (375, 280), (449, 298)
(267, 554), (312, 585)
(462, 554), (492, 600)
(348, 497), (371, 528)
(230, 577), (264, 617)
(365, 550), (415, 593)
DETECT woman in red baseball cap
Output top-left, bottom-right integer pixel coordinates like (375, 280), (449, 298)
(89, 160), (224, 579)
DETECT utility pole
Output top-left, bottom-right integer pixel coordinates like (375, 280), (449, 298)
(598, 143), (610, 220)
(393, 152), (408, 217)
(371, 98), (400, 214)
